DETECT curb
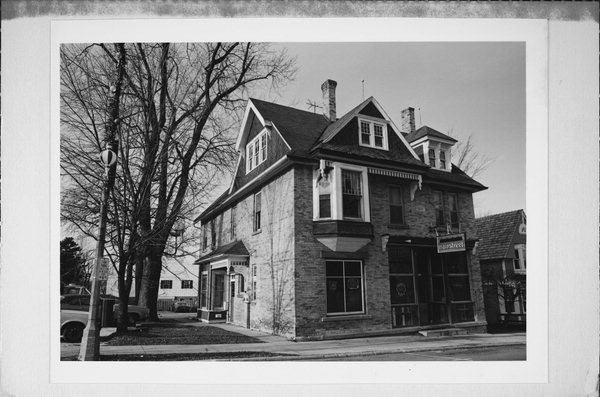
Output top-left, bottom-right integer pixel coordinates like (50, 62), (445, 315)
(224, 341), (526, 361)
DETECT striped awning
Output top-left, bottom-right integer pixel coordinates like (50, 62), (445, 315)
(367, 167), (421, 182)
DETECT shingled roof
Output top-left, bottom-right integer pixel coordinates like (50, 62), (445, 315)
(250, 98), (330, 157)
(194, 240), (250, 265)
(473, 210), (525, 261)
(426, 165), (487, 192)
(405, 125), (457, 144)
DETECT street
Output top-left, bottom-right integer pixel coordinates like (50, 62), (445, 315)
(315, 345), (526, 361)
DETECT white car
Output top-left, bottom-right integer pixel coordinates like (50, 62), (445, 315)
(60, 309), (89, 343)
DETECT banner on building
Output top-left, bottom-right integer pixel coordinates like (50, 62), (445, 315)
(437, 233), (466, 253)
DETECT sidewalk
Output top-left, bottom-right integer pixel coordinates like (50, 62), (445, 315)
(78, 320), (526, 361)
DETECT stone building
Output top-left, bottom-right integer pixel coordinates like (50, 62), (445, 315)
(194, 79), (488, 340)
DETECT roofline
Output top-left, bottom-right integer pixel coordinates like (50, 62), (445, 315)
(313, 148), (429, 174)
(194, 253), (249, 265)
(410, 135), (457, 146)
(234, 99), (265, 151)
(423, 176), (488, 193)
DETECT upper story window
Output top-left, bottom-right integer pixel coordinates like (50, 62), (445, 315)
(181, 280), (193, 289)
(389, 186), (405, 225)
(210, 220), (216, 248)
(433, 191), (445, 226)
(246, 131), (268, 173)
(230, 206), (236, 241)
(160, 280), (172, 289)
(440, 150), (446, 169)
(342, 170), (363, 219)
(447, 193), (459, 228)
(513, 244), (526, 272)
(319, 194), (331, 219)
(253, 192), (262, 232)
(358, 118), (388, 150)
(202, 224), (208, 251)
(428, 149), (436, 167)
(433, 191), (460, 229)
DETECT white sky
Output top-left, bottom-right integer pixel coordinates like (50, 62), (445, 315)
(258, 42), (526, 217)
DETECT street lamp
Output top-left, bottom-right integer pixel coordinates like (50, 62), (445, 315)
(78, 143), (118, 361)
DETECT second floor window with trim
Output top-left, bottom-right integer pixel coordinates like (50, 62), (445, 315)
(428, 149), (436, 167)
(210, 220), (216, 248)
(358, 119), (387, 149)
(448, 193), (459, 228)
(389, 186), (405, 225)
(202, 224), (208, 250)
(181, 280), (193, 289)
(342, 170), (363, 219)
(253, 192), (262, 232)
(246, 131), (268, 173)
(514, 244), (526, 271)
(433, 191), (445, 226)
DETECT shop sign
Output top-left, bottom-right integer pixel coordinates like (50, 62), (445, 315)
(437, 233), (466, 253)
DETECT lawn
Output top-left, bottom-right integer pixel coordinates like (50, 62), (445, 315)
(62, 351), (294, 361)
(104, 325), (263, 346)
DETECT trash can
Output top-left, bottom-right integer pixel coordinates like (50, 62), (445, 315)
(100, 297), (116, 327)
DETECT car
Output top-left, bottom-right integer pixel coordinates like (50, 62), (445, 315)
(62, 284), (90, 295)
(173, 299), (192, 312)
(60, 294), (150, 341)
(60, 308), (89, 343)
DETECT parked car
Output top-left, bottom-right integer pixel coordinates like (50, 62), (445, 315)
(60, 308), (89, 343)
(62, 284), (90, 295)
(173, 299), (192, 312)
(60, 294), (150, 340)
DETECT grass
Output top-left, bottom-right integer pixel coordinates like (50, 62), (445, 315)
(104, 325), (263, 346)
(62, 351), (295, 361)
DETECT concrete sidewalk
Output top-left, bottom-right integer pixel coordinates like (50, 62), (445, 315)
(67, 320), (526, 360)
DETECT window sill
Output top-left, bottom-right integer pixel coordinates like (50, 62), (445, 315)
(321, 314), (372, 322)
(388, 224), (409, 230)
(252, 229), (262, 236)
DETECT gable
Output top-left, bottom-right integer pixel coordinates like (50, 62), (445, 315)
(474, 210), (525, 260)
(246, 110), (264, 143)
(358, 102), (385, 119)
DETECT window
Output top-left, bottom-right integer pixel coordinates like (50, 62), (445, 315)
(213, 274), (225, 309)
(210, 220), (216, 248)
(326, 260), (364, 315)
(433, 191), (445, 226)
(319, 194), (331, 218)
(252, 265), (257, 300)
(200, 273), (207, 308)
(160, 280), (172, 289)
(342, 170), (362, 219)
(230, 206), (236, 241)
(358, 118), (387, 149)
(237, 274), (245, 294)
(428, 149), (436, 167)
(181, 280), (193, 289)
(448, 193), (459, 228)
(253, 192), (262, 232)
(514, 244), (526, 271)
(389, 186), (405, 224)
(440, 151), (446, 169)
(246, 131), (268, 172)
(360, 120), (371, 145)
(202, 224), (208, 250)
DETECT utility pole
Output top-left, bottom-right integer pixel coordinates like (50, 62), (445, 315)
(79, 43), (126, 361)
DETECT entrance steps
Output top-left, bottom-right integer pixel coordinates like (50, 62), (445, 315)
(418, 328), (468, 337)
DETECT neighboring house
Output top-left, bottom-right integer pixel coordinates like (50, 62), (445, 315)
(105, 256), (198, 310)
(194, 79), (488, 340)
(474, 209), (526, 326)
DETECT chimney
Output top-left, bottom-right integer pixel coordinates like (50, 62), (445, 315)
(401, 107), (416, 134)
(321, 79), (337, 121)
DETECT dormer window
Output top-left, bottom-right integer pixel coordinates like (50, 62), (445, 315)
(428, 149), (436, 167)
(440, 151), (446, 169)
(246, 130), (268, 173)
(358, 118), (388, 150)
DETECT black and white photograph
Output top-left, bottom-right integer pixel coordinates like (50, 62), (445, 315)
(59, 40), (527, 363)
(2, 4), (599, 396)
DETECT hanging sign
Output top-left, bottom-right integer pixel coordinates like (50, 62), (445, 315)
(437, 233), (466, 253)
(97, 257), (110, 281)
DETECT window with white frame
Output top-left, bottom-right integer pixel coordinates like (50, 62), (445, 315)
(319, 194), (331, 219)
(428, 149), (436, 167)
(513, 244), (526, 271)
(246, 130), (268, 173)
(253, 192), (262, 232)
(342, 170), (363, 219)
(440, 150), (447, 169)
(326, 260), (365, 315)
(358, 118), (388, 150)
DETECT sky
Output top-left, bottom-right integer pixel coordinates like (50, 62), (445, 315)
(256, 42), (526, 217)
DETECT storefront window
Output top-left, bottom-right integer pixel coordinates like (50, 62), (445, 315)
(326, 260), (364, 314)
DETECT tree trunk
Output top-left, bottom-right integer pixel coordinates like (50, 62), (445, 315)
(138, 250), (162, 321)
(134, 254), (143, 304)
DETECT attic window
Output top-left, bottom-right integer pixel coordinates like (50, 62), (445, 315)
(246, 130), (268, 173)
(358, 118), (388, 150)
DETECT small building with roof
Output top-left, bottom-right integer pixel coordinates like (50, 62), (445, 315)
(194, 79), (489, 339)
(474, 209), (527, 326)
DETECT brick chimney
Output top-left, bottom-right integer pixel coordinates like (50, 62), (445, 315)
(321, 79), (337, 121)
(401, 107), (416, 134)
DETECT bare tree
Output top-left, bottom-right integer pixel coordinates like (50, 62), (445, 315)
(61, 42), (296, 322)
(449, 130), (495, 178)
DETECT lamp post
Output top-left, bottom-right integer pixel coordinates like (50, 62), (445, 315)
(78, 144), (118, 361)
(78, 43), (126, 361)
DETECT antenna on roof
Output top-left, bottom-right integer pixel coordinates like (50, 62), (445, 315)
(418, 107), (422, 127)
(306, 99), (322, 114)
(361, 79), (365, 101)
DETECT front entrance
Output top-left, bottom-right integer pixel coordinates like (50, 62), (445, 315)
(389, 245), (474, 328)
(198, 267), (228, 322)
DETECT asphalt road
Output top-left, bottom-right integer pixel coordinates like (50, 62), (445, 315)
(316, 345), (526, 361)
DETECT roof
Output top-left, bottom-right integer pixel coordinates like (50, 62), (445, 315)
(405, 125), (457, 144)
(195, 240), (250, 264)
(250, 98), (330, 156)
(425, 164), (487, 192)
(473, 209), (525, 260)
(314, 141), (426, 167)
(318, 97), (373, 143)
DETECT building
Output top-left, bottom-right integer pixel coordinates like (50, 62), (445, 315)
(194, 79), (488, 340)
(474, 210), (527, 327)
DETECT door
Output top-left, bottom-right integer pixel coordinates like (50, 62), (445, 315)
(228, 278), (235, 322)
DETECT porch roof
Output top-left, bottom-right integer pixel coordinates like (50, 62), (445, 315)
(194, 240), (250, 265)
